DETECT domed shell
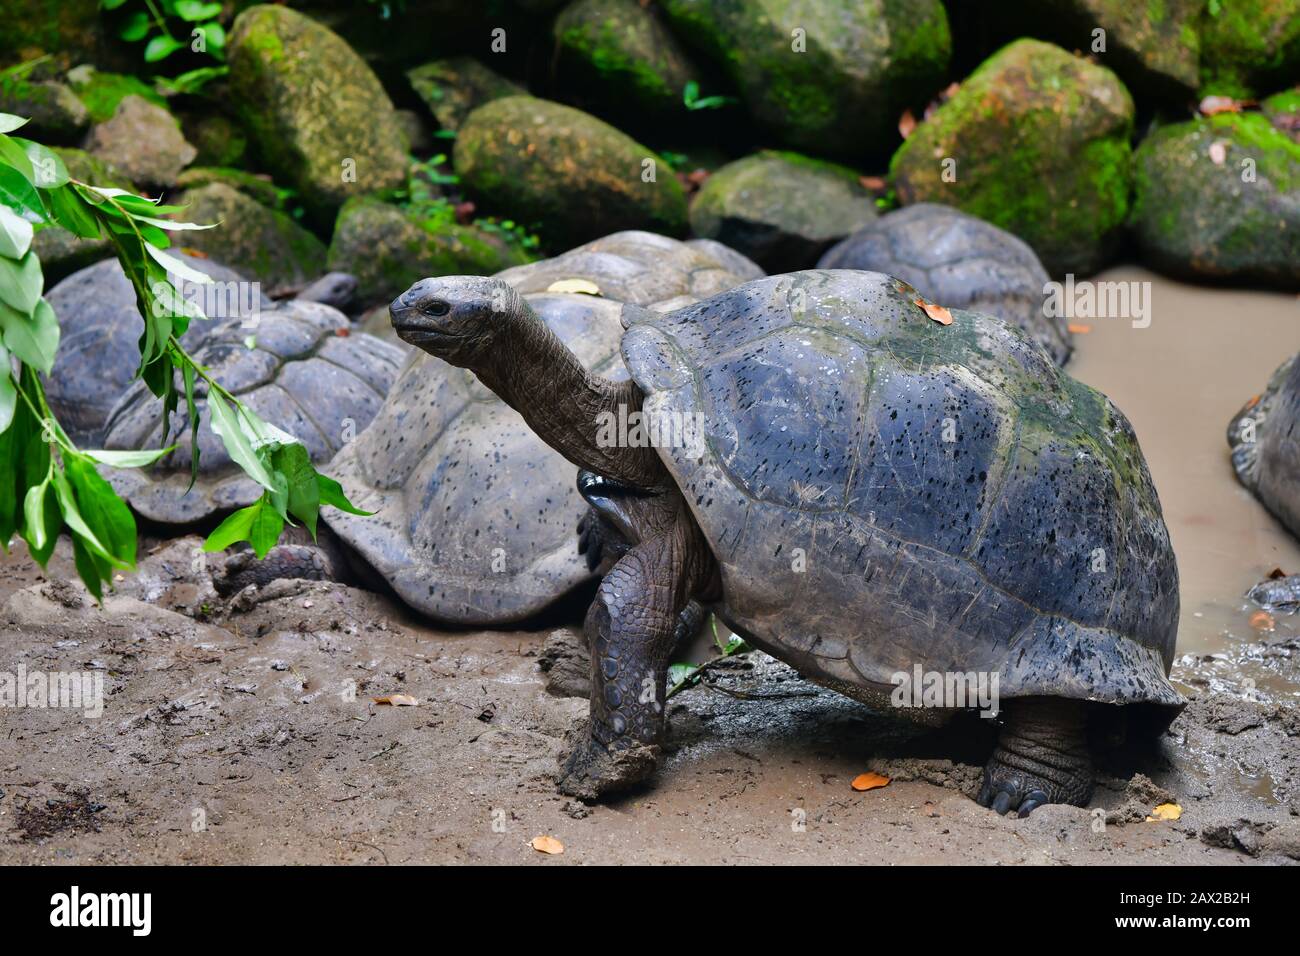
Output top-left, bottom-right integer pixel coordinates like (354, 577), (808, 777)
(45, 255), (268, 446)
(325, 231), (764, 625)
(818, 203), (1070, 365)
(1229, 353), (1300, 539)
(103, 300), (404, 524)
(621, 269), (1181, 712)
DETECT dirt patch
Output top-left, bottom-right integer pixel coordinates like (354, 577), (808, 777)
(0, 540), (1297, 865)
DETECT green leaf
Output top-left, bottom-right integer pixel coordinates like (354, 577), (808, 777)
(0, 204), (33, 258)
(80, 447), (175, 468)
(145, 242), (213, 285)
(118, 11), (151, 41)
(65, 454), (137, 567)
(22, 476), (50, 553)
(206, 390), (277, 492)
(71, 535), (106, 603)
(0, 162), (45, 221)
(0, 343), (14, 433)
(0, 297), (59, 374)
(204, 496), (284, 558)
(175, 0), (223, 20)
(181, 359), (200, 485)
(14, 137), (69, 189)
(0, 250), (42, 315)
(0, 114), (28, 133)
(101, 0), (129, 10)
(195, 21), (226, 52)
(273, 442), (320, 538)
(317, 473), (373, 516)
(46, 184), (102, 239)
(144, 34), (186, 63)
(51, 465), (123, 567)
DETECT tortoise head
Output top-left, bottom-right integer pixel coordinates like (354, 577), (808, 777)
(390, 275), (524, 365)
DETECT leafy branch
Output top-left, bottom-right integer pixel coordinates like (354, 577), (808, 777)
(0, 110), (369, 599)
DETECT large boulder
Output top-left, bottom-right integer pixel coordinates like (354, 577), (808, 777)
(0, 79), (88, 143)
(454, 95), (688, 247)
(327, 196), (534, 309)
(84, 94), (196, 189)
(172, 183), (329, 297)
(553, 0), (701, 120)
(406, 57), (525, 133)
(227, 4), (409, 226)
(689, 151), (877, 271)
(658, 0), (951, 157)
(890, 39), (1134, 276)
(1199, 0), (1300, 98)
(1130, 112), (1300, 288)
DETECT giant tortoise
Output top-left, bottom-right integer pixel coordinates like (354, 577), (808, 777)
(237, 231), (762, 625)
(818, 203), (1070, 365)
(389, 268), (1183, 814)
(1229, 353), (1300, 540)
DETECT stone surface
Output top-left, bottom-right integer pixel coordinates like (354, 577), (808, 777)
(85, 94), (196, 188)
(406, 56), (525, 132)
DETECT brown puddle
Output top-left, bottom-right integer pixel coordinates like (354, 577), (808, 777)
(1067, 265), (1300, 699)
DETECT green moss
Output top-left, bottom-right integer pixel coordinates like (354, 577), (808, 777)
(65, 67), (165, 123)
(1199, 0), (1300, 96)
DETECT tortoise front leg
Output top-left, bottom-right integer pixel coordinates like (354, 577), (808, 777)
(558, 510), (713, 799)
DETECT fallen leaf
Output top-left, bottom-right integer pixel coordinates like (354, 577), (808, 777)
(1199, 95), (1247, 115)
(1208, 140), (1227, 165)
(1246, 394), (1261, 409)
(372, 694), (420, 706)
(898, 108), (917, 140)
(858, 174), (887, 192)
(851, 772), (890, 792)
(1250, 610), (1275, 632)
(1146, 802), (1182, 822)
(1267, 567), (1288, 579)
(530, 834), (564, 854)
(547, 278), (602, 296)
(335, 327), (350, 337)
(913, 298), (952, 325)
(1067, 323), (1092, 334)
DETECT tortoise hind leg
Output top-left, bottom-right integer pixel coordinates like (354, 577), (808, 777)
(979, 697), (1093, 816)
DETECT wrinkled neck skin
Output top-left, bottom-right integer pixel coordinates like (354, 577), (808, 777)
(465, 301), (671, 491)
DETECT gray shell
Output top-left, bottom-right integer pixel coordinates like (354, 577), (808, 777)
(817, 203), (1070, 365)
(622, 270), (1182, 712)
(103, 300), (404, 524)
(1229, 354), (1300, 539)
(325, 231), (764, 625)
(45, 255), (268, 446)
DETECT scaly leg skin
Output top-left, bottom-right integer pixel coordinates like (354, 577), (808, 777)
(979, 697), (1093, 817)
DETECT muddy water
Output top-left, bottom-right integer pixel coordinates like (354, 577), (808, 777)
(1066, 266), (1300, 698)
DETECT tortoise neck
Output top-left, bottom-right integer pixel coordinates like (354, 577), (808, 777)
(471, 299), (669, 490)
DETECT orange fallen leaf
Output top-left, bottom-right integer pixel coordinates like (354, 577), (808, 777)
(372, 694), (420, 706)
(914, 298), (952, 325)
(858, 174), (887, 192)
(1245, 394), (1261, 409)
(1146, 802), (1182, 822)
(530, 834), (564, 854)
(1199, 95), (1248, 115)
(851, 772), (890, 792)
(1067, 323), (1092, 334)
(898, 108), (917, 140)
(1250, 610), (1275, 632)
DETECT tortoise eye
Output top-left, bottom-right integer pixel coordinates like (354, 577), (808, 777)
(426, 300), (450, 317)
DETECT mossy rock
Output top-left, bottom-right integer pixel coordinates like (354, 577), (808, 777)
(174, 183), (328, 296)
(0, 79), (88, 143)
(992, 0), (1202, 101)
(175, 167), (286, 210)
(406, 56), (525, 132)
(65, 66), (167, 123)
(689, 150), (877, 271)
(0, 0), (120, 68)
(228, 4), (409, 227)
(327, 196), (535, 308)
(181, 111), (250, 168)
(1130, 112), (1300, 287)
(32, 148), (134, 284)
(890, 39), (1133, 276)
(553, 0), (700, 118)
(85, 94), (197, 189)
(1199, 0), (1300, 98)
(1263, 87), (1300, 141)
(454, 95), (688, 247)
(659, 0), (951, 157)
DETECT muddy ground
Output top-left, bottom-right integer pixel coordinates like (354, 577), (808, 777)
(1, 537), (1297, 865)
